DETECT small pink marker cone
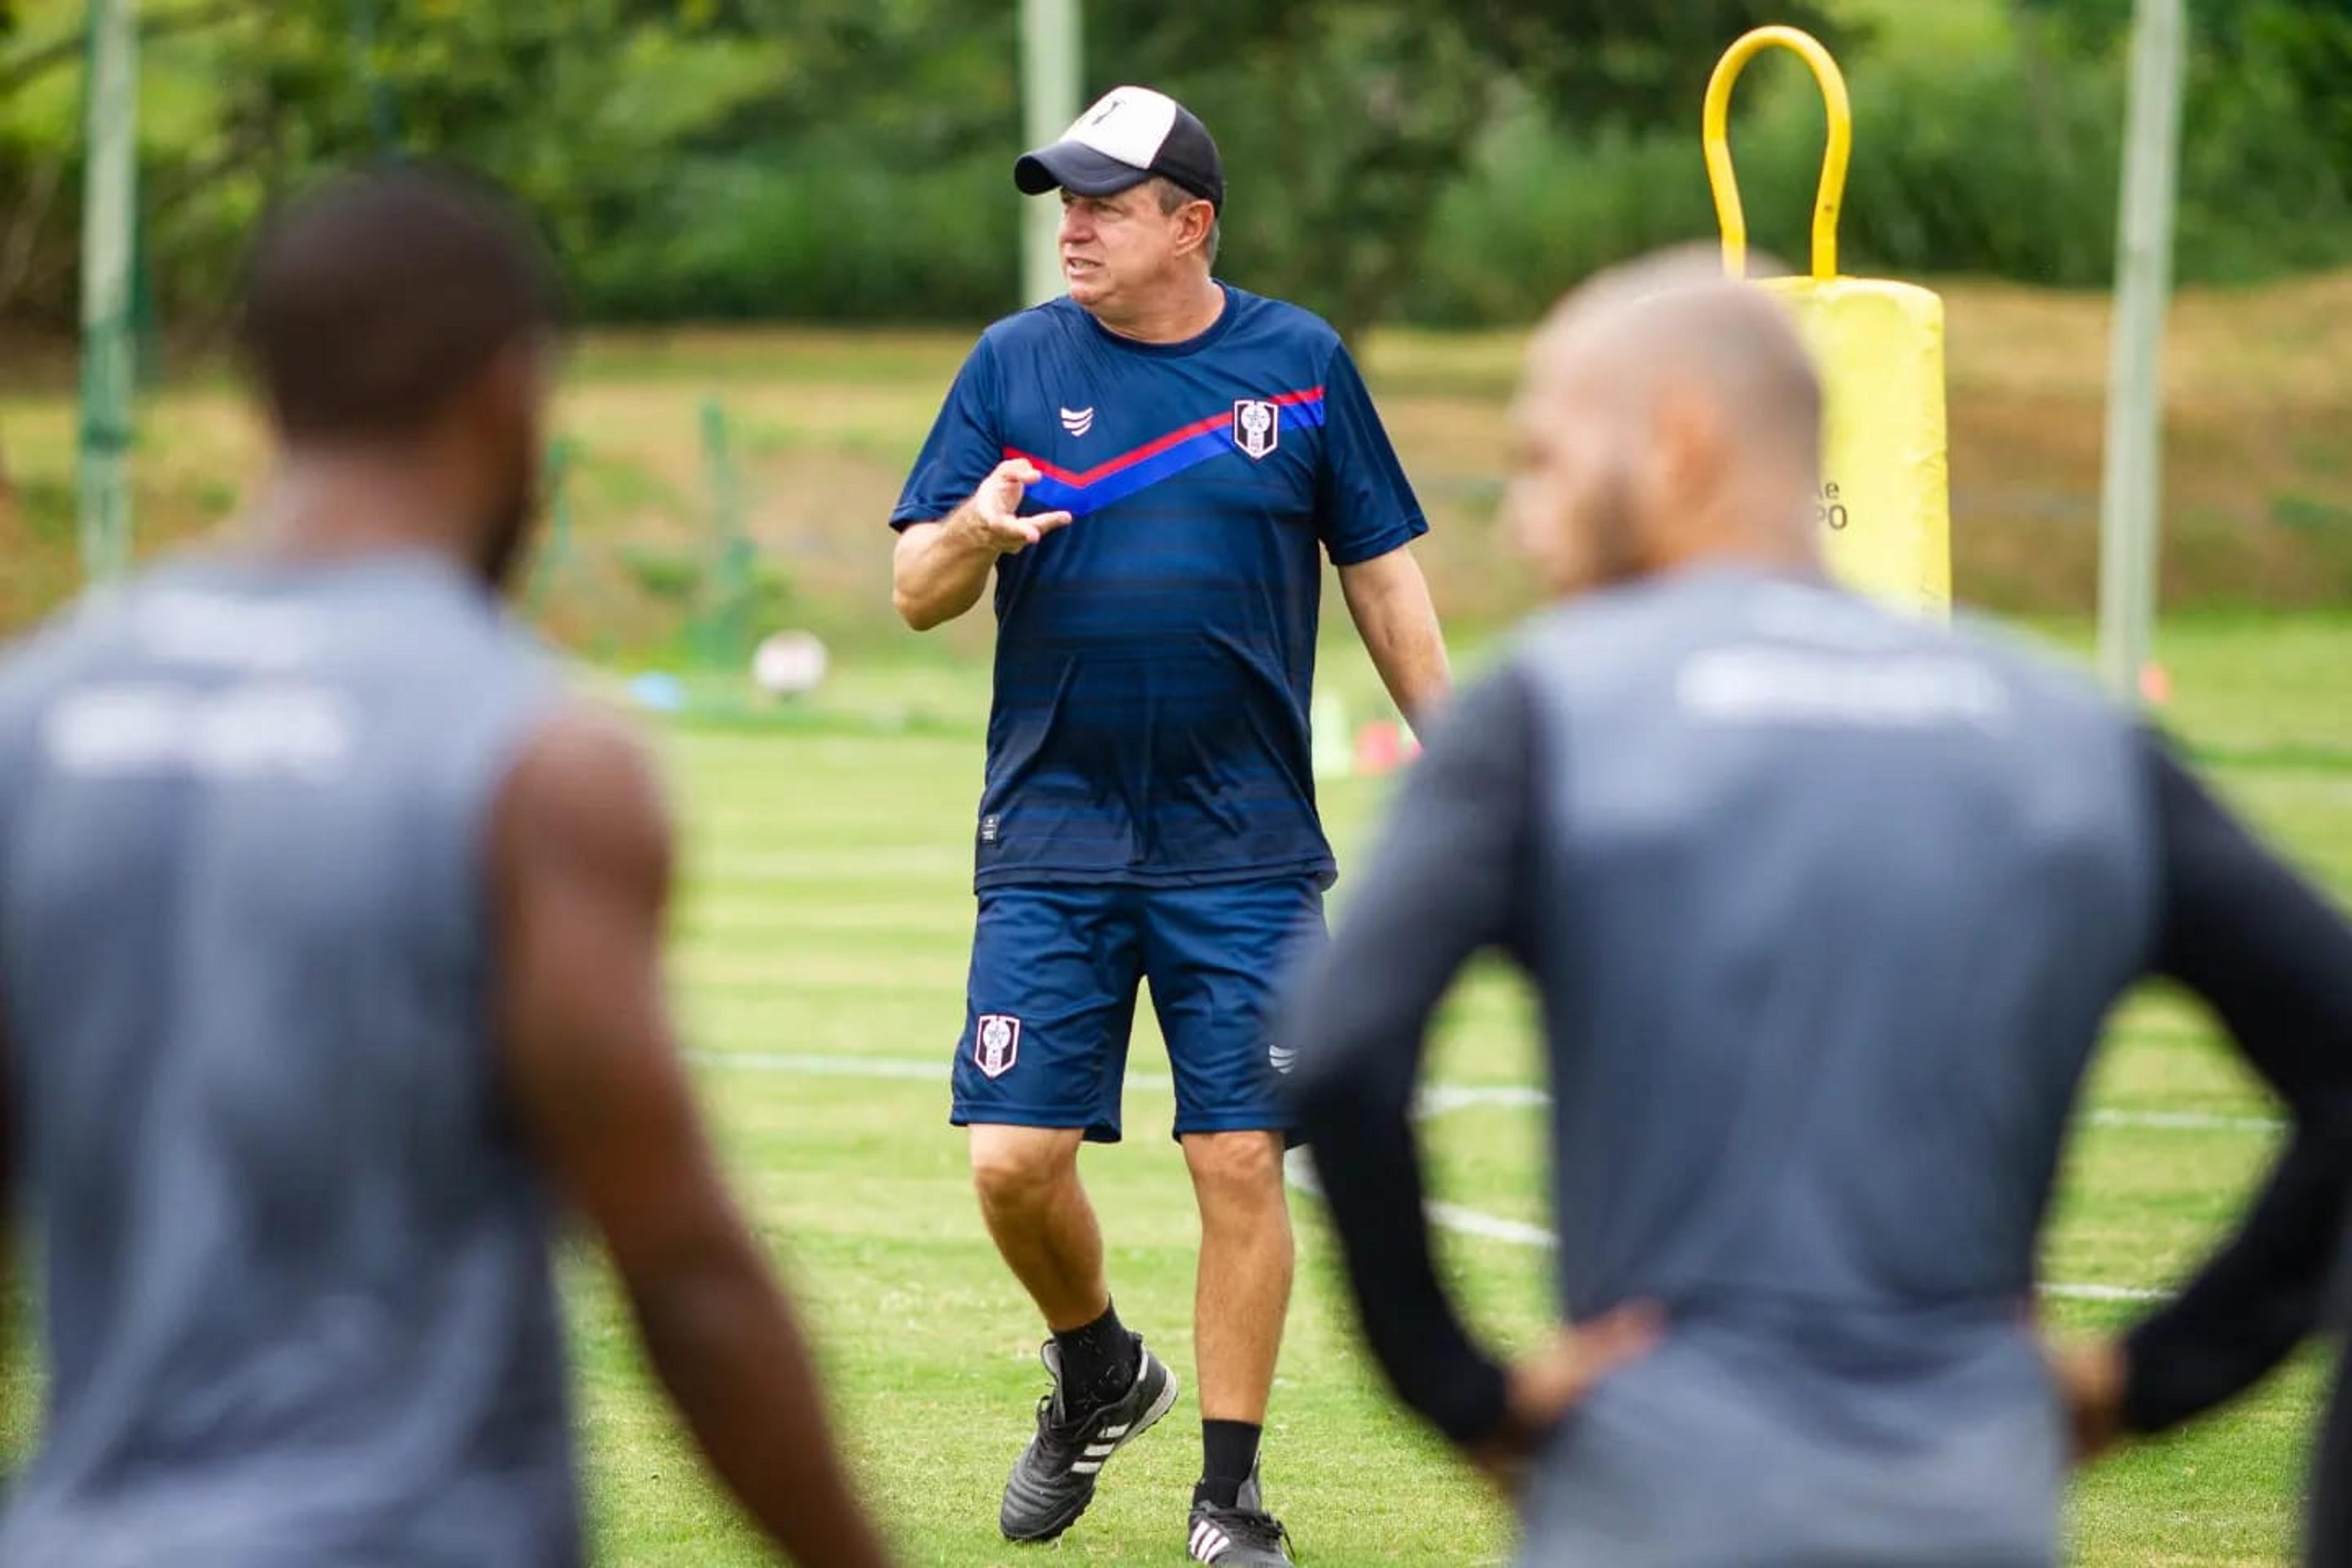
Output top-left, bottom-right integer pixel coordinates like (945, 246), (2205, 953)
(1354, 722), (1404, 777)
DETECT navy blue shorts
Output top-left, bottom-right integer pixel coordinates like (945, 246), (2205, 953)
(951, 876), (1327, 1144)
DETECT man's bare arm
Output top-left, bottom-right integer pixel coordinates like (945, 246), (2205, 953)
(1336, 545), (1450, 733)
(892, 459), (1073, 631)
(492, 707), (891, 1567)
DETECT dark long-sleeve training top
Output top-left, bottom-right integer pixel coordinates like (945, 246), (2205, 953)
(1280, 566), (2352, 1567)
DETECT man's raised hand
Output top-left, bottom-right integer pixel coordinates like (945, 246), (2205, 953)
(957, 459), (1074, 555)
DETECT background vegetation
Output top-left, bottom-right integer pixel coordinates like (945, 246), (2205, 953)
(4, 0), (2350, 635)
(4, 0), (2351, 342)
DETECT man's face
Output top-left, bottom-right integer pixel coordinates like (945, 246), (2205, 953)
(1058, 184), (1202, 312)
(1502, 360), (1643, 600)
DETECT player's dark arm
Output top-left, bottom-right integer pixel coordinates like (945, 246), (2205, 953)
(1278, 665), (1535, 1449)
(492, 709), (893, 1568)
(2110, 731), (2352, 1437)
(0, 1003), (12, 1415)
(1336, 546), (1450, 732)
(2111, 1130), (2343, 1436)
(891, 459), (1072, 630)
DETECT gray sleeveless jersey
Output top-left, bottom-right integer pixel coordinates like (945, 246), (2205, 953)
(0, 551), (580, 1567)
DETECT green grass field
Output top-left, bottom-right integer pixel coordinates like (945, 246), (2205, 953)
(531, 614), (2348, 1567)
(7, 296), (2350, 1562)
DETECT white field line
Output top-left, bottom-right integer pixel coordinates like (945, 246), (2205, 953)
(693, 1049), (968, 1084)
(1281, 1152), (1560, 1248)
(690, 1049), (2222, 1302)
(1284, 1148), (2171, 1298)
(1417, 1087), (2279, 1135)
(2040, 1283), (2169, 1302)
(2087, 1107), (2282, 1134)
(687, 847), (972, 883)
(692, 1051), (2280, 1135)
(1419, 1084), (1551, 1115)
(692, 1051), (1535, 1117)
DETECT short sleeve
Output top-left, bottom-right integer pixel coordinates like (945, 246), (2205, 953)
(1313, 341), (1427, 567)
(891, 337), (1004, 530)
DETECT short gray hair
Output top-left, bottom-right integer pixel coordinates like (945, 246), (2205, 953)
(1152, 177), (1221, 268)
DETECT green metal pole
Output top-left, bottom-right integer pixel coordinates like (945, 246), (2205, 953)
(528, 437), (576, 612)
(699, 399), (750, 668)
(1019, 0), (1082, 306)
(2095, 0), (2186, 703)
(348, 0), (399, 154)
(78, 0), (139, 584)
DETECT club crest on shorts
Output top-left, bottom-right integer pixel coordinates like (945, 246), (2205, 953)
(974, 1014), (1022, 1079)
(1232, 399), (1279, 460)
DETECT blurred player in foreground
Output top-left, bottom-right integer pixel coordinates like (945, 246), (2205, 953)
(890, 85), (1449, 1566)
(1280, 246), (2352, 1566)
(0, 165), (889, 1567)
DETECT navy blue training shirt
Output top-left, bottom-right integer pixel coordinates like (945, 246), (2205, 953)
(892, 285), (1425, 891)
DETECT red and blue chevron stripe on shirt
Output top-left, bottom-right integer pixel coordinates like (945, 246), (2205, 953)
(1006, 388), (1326, 518)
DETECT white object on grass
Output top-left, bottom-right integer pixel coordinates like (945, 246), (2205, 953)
(752, 631), (829, 698)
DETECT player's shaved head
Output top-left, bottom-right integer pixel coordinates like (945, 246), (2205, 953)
(1504, 244), (1825, 598)
(1532, 247), (1822, 463)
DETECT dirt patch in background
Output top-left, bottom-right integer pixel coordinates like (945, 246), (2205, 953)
(1370, 274), (2352, 620)
(1943, 275), (2352, 613)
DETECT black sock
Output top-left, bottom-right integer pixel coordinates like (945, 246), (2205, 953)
(1196, 1419), (1262, 1510)
(1052, 1301), (1138, 1411)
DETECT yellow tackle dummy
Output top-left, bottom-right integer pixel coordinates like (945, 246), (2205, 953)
(1704, 26), (1951, 617)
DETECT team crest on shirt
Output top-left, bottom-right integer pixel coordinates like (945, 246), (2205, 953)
(1232, 399), (1280, 459)
(974, 1014), (1022, 1079)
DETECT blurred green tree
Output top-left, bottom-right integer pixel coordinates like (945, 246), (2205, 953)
(1103, 0), (1838, 343)
(2013, 0), (2352, 277)
(4, 0), (2351, 334)
(0, 0), (810, 326)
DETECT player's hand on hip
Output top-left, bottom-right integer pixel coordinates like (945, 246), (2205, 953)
(1472, 1302), (1664, 1493)
(2043, 1336), (2130, 1463)
(958, 459), (1073, 556)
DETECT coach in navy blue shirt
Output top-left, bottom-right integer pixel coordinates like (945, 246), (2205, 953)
(890, 86), (1450, 1567)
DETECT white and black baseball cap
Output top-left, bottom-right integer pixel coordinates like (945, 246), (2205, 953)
(1013, 86), (1225, 212)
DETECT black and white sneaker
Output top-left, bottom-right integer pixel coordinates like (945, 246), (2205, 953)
(998, 1335), (1180, 1544)
(1187, 1464), (1294, 1565)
